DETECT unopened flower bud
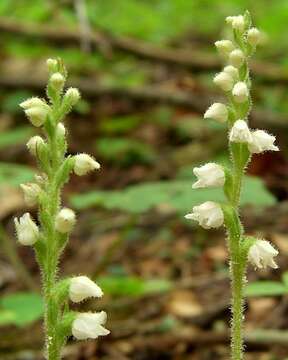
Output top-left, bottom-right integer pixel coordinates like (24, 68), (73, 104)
(47, 58), (58, 71)
(27, 136), (45, 156)
(223, 65), (239, 80)
(226, 15), (245, 32)
(72, 312), (110, 340)
(64, 88), (80, 106)
(213, 72), (234, 92)
(14, 213), (39, 246)
(204, 103), (228, 123)
(229, 119), (252, 143)
(56, 123), (66, 137)
(247, 27), (261, 46)
(215, 40), (234, 56)
(248, 130), (279, 154)
(50, 72), (65, 91)
(248, 239), (278, 269)
(69, 276), (103, 303)
(232, 81), (249, 103)
(229, 49), (245, 68)
(20, 183), (41, 206)
(74, 154), (100, 176)
(55, 208), (76, 234)
(185, 201), (224, 229)
(193, 163), (225, 189)
(25, 107), (49, 127)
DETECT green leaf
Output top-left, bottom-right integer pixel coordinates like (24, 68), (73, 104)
(245, 281), (287, 297)
(70, 176), (276, 213)
(97, 275), (172, 297)
(0, 292), (44, 327)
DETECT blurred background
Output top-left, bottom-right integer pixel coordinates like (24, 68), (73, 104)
(0, 0), (288, 359)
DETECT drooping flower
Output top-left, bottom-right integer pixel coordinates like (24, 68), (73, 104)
(215, 40), (234, 56)
(69, 276), (103, 303)
(232, 82), (249, 103)
(185, 201), (224, 229)
(247, 27), (261, 46)
(26, 136), (46, 156)
(204, 103), (228, 123)
(248, 130), (279, 154)
(72, 312), (110, 340)
(226, 15), (245, 32)
(20, 183), (41, 207)
(192, 163), (225, 189)
(229, 120), (252, 144)
(14, 213), (39, 246)
(213, 72), (234, 92)
(55, 208), (76, 234)
(223, 65), (239, 80)
(229, 49), (245, 68)
(74, 154), (100, 176)
(248, 239), (278, 269)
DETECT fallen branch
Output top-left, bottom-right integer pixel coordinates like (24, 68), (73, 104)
(0, 18), (287, 83)
(0, 73), (286, 130)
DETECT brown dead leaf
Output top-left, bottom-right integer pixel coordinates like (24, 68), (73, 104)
(167, 290), (203, 318)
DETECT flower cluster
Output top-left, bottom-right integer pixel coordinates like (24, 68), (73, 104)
(15, 59), (109, 352)
(186, 13), (279, 270)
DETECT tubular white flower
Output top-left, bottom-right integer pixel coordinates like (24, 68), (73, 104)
(14, 213), (39, 246)
(232, 82), (249, 103)
(229, 120), (252, 143)
(72, 312), (110, 340)
(215, 40), (234, 56)
(64, 88), (81, 106)
(47, 58), (57, 70)
(69, 276), (103, 303)
(55, 208), (76, 233)
(248, 130), (279, 154)
(50, 72), (65, 90)
(24, 106), (49, 127)
(223, 65), (239, 80)
(204, 103), (228, 123)
(20, 183), (41, 206)
(226, 15), (245, 32)
(74, 154), (100, 176)
(185, 201), (224, 229)
(213, 72), (234, 92)
(26, 136), (45, 156)
(247, 27), (261, 46)
(192, 163), (225, 189)
(248, 239), (278, 269)
(229, 49), (245, 68)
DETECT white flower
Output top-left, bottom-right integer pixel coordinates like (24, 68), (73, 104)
(69, 276), (103, 303)
(56, 123), (66, 137)
(74, 154), (100, 176)
(20, 183), (41, 206)
(192, 163), (225, 189)
(232, 82), (249, 103)
(226, 15), (245, 32)
(204, 103), (228, 123)
(14, 213), (39, 246)
(229, 120), (252, 143)
(248, 239), (278, 269)
(47, 58), (57, 70)
(213, 72), (234, 92)
(185, 201), (224, 229)
(64, 88), (80, 105)
(20, 97), (48, 110)
(229, 49), (245, 68)
(24, 107), (49, 127)
(247, 28), (261, 46)
(26, 136), (45, 156)
(50, 72), (65, 90)
(223, 65), (239, 80)
(55, 208), (76, 233)
(215, 40), (234, 56)
(72, 312), (110, 340)
(248, 130), (279, 154)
